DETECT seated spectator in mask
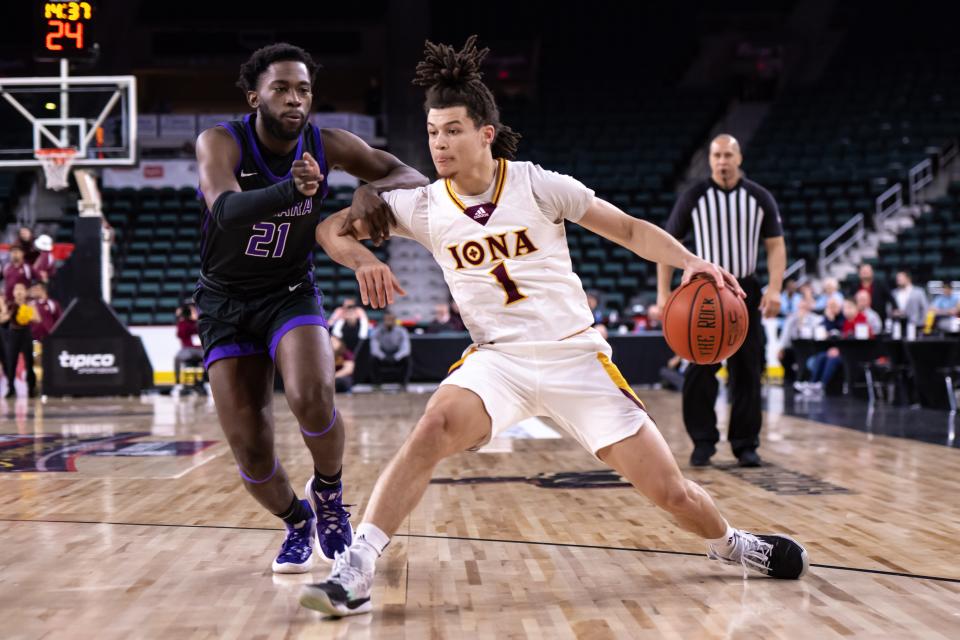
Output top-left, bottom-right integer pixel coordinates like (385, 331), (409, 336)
(28, 281), (62, 342)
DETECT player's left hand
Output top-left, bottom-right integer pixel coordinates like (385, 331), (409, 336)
(355, 257), (407, 309)
(759, 288), (782, 318)
(292, 152), (323, 196)
(340, 184), (395, 246)
(681, 258), (746, 298)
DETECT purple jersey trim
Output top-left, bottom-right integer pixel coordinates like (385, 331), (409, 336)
(245, 113), (303, 184)
(217, 122), (244, 174)
(312, 124), (331, 200)
(204, 342), (267, 369)
(268, 314), (328, 360)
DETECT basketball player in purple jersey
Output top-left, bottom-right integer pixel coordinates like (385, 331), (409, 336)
(195, 43), (428, 573)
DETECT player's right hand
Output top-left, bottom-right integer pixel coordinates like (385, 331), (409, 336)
(355, 258), (407, 309)
(292, 151), (324, 197)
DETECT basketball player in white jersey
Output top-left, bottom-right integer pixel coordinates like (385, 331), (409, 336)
(300, 36), (809, 617)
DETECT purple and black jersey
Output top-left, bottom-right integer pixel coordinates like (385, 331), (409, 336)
(198, 113), (329, 298)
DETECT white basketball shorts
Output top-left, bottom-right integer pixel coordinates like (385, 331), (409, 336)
(441, 327), (649, 457)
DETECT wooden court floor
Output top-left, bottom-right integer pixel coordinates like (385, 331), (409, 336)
(1, 387), (958, 639)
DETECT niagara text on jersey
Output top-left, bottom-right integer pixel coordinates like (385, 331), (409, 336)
(383, 160), (597, 344)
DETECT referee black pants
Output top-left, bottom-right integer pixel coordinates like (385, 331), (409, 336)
(682, 276), (764, 456)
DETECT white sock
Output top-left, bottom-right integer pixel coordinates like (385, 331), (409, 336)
(348, 523), (389, 573)
(707, 522), (737, 556)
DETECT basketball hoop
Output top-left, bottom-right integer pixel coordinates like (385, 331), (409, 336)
(35, 147), (78, 191)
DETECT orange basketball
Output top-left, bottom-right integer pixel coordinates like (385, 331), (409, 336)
(662, 276), (749, 364)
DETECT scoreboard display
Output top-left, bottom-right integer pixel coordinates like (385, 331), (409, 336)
(36, 1), (97, 60)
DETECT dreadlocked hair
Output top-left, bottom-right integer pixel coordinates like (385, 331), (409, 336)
(413, 35), (521, 160)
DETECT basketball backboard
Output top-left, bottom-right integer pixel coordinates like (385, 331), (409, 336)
(0, 73), (136, 169)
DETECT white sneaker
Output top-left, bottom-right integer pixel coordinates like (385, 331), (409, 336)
(299, 546), (374, 616)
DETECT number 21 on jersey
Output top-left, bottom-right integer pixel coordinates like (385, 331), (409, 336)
(245, 222), (290, 258)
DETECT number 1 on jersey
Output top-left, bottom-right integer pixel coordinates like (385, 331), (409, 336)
(489, 261), (527, 305)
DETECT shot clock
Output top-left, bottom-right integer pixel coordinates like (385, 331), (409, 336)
(35, 1), (98, 60)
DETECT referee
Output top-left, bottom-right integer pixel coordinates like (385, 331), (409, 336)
(657, 134), (786, 468)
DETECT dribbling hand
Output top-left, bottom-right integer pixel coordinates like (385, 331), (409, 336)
(292, 151), (324, 197)
(681, 258), (746, 299)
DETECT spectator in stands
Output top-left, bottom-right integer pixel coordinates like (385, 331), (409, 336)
(851, 263), (892, 325)
(931, 283), (960, 331)
(633, 304), (662, 332)
(15, 227), (39, 264)
(4, 282), (39, 397)
(28, 282), (61, 342)
(821, 297), (845, 335)
(891, 270), (928, 329)
(448, 300), (466, 331)
(331, 335), (355, 393)
(854, 290), (883, 335)
(797, 282), (815, 310)
(173, 302), (204, 391)
(592, 322), (609, 339)
(425, 302), (460, 333)
(0, 297), (9, 393)
(778, 299), (822, 383)
(330, 297), (369, 353)
(796, 299), (870, 396)
(814, 277), (843, 312)
(3, 247), (34, 302)
(780, 279), (800, 316)
(369, 310), (411, 389)
(32, 234), (57, 284)
(587, 292), (604, 324)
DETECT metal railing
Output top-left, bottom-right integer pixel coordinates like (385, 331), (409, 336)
(874, 183), (903, 231)
(940, 138), (958, 173)
(908, 158), (933, 203)
(783, 258), (807, 284)
(818, 213), (865, 278)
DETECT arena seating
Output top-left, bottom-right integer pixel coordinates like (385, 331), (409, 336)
(505, 90), (725, 310)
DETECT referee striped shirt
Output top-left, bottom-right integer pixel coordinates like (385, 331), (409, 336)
(664, 177), (783, 279)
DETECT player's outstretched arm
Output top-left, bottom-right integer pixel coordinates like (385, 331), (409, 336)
(196, 127), (320, 230)
(576, 198), (745, 298)
(322, 128), (430, 245)
(315, 209), (406, 309)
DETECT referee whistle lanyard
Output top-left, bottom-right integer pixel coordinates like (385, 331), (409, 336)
(444, 157), (507, 227)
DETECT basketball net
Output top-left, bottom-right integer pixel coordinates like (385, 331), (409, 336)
(35, 147), (78, 191)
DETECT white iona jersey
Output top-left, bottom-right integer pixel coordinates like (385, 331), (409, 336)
(383, 159), (597, 344)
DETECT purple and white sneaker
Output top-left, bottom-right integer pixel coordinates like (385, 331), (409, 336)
(271, 499), (319, 574)
(304, 477), (353, 561)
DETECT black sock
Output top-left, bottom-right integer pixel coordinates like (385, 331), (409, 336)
(275, 495), (312, 526)
(313, 467), (342, 491)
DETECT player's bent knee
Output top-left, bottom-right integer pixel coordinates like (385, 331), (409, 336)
(409, 410), (467, 458)
(232, 445), (275, 478)
(655, 479), (694, 514)
(286, 382), (334, 422)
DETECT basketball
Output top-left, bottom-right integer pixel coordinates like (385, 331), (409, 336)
(662, 276), (748, 364)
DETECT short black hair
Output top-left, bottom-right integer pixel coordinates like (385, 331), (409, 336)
(236, 43), (320, 93)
